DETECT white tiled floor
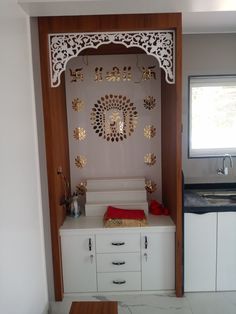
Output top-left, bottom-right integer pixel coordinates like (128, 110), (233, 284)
(50, 292), (236, 314)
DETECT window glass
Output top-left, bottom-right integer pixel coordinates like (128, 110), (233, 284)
(189, 75), (236, 157)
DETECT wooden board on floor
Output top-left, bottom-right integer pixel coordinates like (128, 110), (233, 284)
(69, 301), (118, 314)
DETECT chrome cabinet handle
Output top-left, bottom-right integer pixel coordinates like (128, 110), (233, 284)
(144, 236), (148, 249)
(111, 242), (125, 246)
(112, 280), (126, 285)
(144, 252), (148, 261)
(112, 261), (126, 266)
(88, 238), (92, 251)
(90, 254), (94, 263)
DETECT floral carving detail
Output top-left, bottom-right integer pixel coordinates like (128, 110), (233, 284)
(145, 180), (157, 193)
(144, 125), (156, 139)
(73, 127), (86, 141)
(75, 155), (87, 168)
(49, 30), (175, 87)
(143, 96), (156, 110)
(76, 181), (87, 195)
(72, 98), (85, 112)
(144, 153), (156, 166)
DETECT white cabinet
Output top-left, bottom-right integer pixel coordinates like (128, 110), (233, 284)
(60, 215), (175, 294)
(61, 234), (97, 293)
(184, 212), (217, 292)
(184, 211), (236, 292)
(217, 212), (236, 291)
(141, 232), (175, 290)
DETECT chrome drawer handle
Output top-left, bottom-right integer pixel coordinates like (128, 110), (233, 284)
(112, 261), (126, 266)
(111, 242), (125, 246)
(144, 236), (148, 249)
(88, 238), (92, 251)
(112, 280), (126, 285)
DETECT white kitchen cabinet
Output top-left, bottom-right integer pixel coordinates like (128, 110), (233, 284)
(184, 212), (217, 292)
(60, 215), (175, 294)
(141, 232), (175, 290)
(61, 234), (97, 293)
(217, 212), (236, 291)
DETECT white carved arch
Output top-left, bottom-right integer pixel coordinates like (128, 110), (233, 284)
(49, 30), (175, 87)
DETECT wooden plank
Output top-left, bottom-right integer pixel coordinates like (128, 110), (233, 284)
(69, 301), (118, 314)
(38, 20), (71, 301)
(161, 15), (183, 297)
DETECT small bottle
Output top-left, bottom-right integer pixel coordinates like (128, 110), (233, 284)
(72, 193), (80, 218)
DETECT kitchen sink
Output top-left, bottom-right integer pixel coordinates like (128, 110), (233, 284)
(199, 191), (236, 197)
(197, 190), (236, 204)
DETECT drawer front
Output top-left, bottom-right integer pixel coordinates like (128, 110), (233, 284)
(96, 233), (140, 253)
(97, 272), (141, 291)
(97, 252), (140, 272)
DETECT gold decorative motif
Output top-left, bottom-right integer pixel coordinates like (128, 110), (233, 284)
(72, 98), (85, 112)
(69, 68), (84, 82)
(144, 153), (156, 166)
(141, 66), (156, 80)
(145, 180), (157, 194)
(94, 67), (103, 82)
(106, 66), (121, 82)
(75, 155), (87, 168)
(73, 127), (86, 141)
(144, 125), (156, 139)
(143, 96), (156, 110)
(105, 66), (132, 82)
(94, 66), (132, 82)
(90, 94), (138, 142)
(76, 181), (87, 195)
(122, 66), (132, 81)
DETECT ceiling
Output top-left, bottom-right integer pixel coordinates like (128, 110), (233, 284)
(19, 0), (236, 34)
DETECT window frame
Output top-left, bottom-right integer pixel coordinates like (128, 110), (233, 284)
(188, 74), (236, 159)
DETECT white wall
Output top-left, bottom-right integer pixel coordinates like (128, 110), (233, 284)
(30, 17), (55, 301)
(182, 34), (236, 184)
(0, 2), (48, 314)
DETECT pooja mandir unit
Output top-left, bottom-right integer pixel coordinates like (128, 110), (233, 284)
(38, 13), (182, 300)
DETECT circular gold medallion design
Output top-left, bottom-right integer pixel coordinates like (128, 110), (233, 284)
(90, 94), (138, 142)
(72, 98), (85, 112)
(73, 127), (86, 141)
(75, 155), (87, 168)
(143, 96), (156, 110)
(144, 153), (156, 166)
(144, 125), (156, 139)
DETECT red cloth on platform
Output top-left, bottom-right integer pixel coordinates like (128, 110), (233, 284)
(104, 206), (146, 220)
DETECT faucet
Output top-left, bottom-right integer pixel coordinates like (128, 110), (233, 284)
(217, 154), (233, 175)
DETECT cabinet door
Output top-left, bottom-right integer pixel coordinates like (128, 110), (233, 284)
(61, 234), (97, 293)
(217, 212), (236, 291)
(184, 213), (217, 292)
(141, 232), (175, 290)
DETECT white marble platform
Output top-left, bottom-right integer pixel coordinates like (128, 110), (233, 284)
(60, 214), (175, 235)
(50, 292), (236, 314)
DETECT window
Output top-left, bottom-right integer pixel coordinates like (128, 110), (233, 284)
(188, 75), (236, 158)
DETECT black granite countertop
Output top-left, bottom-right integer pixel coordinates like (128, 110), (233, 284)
(184, 183), (236, 214)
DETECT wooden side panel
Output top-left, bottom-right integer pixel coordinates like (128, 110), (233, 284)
(161, 18), (183, 296)
(38, 21), (70, 300)
(38, 13), (183, 299)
